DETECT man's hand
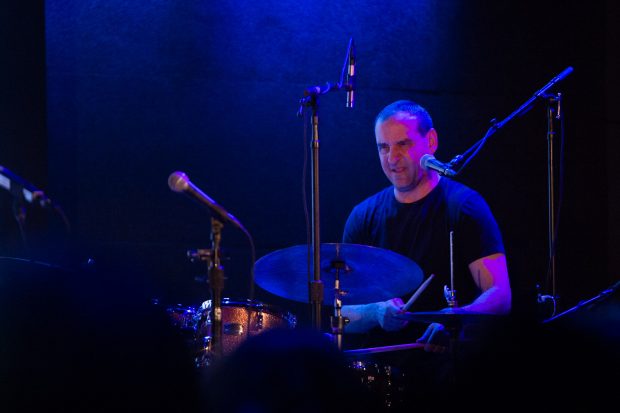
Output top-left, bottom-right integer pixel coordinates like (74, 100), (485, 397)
(416, 322), (449, 353)
(376, 298), (408, 332)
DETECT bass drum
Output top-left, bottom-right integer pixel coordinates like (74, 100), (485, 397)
(194, 298), (297, 367)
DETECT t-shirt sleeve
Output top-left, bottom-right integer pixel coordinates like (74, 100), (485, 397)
(459, 192), (505, 264)
(342, 203), (370, 245)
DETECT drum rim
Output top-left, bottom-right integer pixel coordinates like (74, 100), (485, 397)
(201, 297), (296, 315)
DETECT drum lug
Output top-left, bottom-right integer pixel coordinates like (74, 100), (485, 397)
(223, 323), (244, 336)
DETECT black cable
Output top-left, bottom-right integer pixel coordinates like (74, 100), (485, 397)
(451, 125), (495, 175)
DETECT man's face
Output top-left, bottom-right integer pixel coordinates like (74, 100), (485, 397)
(375, 112), (435, 193)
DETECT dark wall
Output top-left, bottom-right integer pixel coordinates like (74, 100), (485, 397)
(1, 1), (47, 256)
(3, 0), (614, 320)
(605, 1), (620, 296)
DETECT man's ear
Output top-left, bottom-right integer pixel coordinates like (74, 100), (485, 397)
(426, 128), (438, 153)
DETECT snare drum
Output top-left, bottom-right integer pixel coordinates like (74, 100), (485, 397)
(194, 298), (296, 366)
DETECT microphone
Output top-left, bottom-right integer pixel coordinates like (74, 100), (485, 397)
(534, 66), (573, 99)
(0, 165), (52, 208)
(419, 154), (457, 177)
(345, 38), (355, 108)
(168, 171), (243, 229)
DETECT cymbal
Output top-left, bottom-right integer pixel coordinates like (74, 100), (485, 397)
(393, 308), (502, 324)
(254, 243), (423, 305)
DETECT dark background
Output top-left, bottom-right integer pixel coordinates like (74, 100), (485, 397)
(2, 0), (619, 325)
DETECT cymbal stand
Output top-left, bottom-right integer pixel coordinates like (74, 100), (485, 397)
(443, 319), (464, 388)
(329, 254), (350, 351)
(444, 231), (458, 308)
(443, 230), (459, 385)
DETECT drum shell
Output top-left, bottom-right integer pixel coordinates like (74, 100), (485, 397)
(195, 299), (297, 362)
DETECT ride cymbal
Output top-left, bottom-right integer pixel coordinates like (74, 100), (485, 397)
(254, 243), (423, 305)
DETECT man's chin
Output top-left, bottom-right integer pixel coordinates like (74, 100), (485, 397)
(393, 182), (416, 193)
(390, 174), (423, 193)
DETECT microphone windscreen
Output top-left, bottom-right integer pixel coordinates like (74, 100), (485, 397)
(168, 171), (189, 193)
(419, 154), (434, 170)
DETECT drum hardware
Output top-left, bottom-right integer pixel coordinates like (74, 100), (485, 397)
(207, 218), (226, 359)
(444, 231), (458, 308)
(255, 308), (264, 330)
(164, 218), (228, 364)
(187, 248), (213, 263)
(347, 360), (405, 410)
(223, 323), (244, 336)
(166, 305), (201, 332)
(327, 246), (351, 351)
(187, 248), (231, 264)
(344, 344), (413, 411)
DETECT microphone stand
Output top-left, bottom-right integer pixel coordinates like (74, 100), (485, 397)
(447, 67), (573, 313)
(297, 39), (354, 332)
(448, 67), (573, 176)
(542, 280), (620, 323)
(208, 217), (225, 361)
(299, 93), (325, 332)
(545, 93), (562, 302)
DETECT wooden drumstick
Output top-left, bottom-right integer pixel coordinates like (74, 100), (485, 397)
(401, 273), (435, 312)
(343, 342), (425, 356)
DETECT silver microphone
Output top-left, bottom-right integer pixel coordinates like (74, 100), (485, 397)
(345, 38), (355, 108)
(168, 171), (242, 229)
(419, 154), (456, 177)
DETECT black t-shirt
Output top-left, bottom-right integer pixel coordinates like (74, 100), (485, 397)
(342, 178), (504, 341)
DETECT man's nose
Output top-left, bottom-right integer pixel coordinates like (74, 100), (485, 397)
(387, 147), (402, 163)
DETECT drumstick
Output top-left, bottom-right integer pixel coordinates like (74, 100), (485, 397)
(401, 273), (435, 311)
(343, 342), (425, 356)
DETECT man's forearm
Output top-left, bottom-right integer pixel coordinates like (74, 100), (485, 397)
(342, 303), (380, 333)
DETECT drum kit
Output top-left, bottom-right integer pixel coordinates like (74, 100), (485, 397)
(166, 243), (426, 361)
(164, 241), (498, 409)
